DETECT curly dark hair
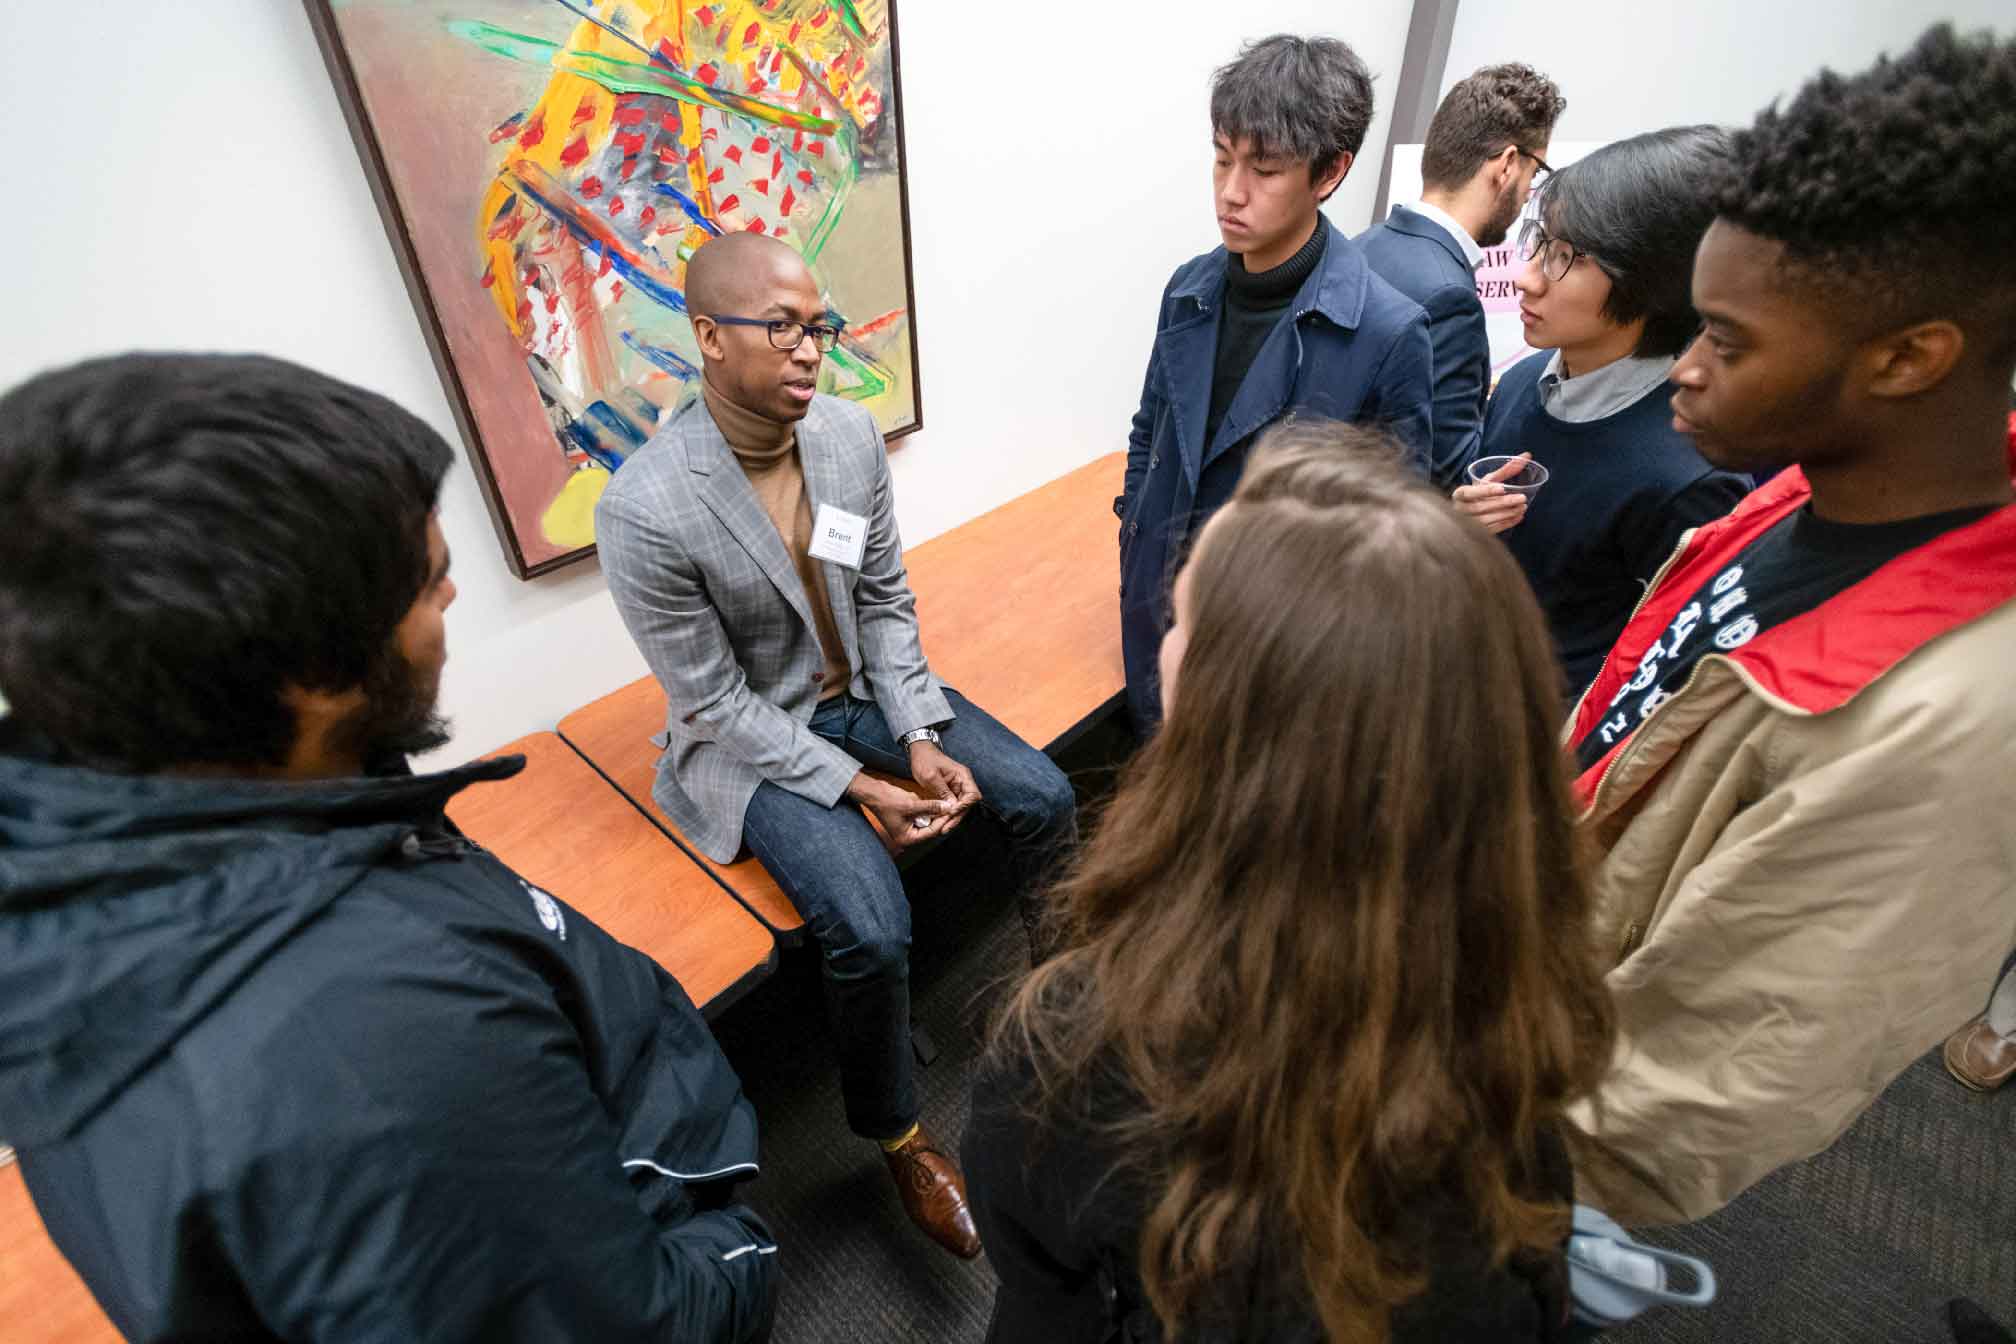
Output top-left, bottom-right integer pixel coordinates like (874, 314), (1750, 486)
(1714, 22), (2016, 363)
(1421, 63), (1566, 192)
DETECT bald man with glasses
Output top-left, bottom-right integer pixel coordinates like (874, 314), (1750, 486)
(597, 233), (1078, 1264)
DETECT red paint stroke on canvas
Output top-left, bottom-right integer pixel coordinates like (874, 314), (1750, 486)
(849, 308), (909, 338)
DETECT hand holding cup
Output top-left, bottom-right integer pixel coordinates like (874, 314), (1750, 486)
(1453, 453), (1549, 535)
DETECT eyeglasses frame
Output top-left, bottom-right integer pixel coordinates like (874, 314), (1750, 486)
(704, 314), (847, 353)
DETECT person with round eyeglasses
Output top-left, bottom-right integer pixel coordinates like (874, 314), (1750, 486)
(1452, 126), (1752, 700)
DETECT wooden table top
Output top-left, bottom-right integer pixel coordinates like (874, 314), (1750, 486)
(558, 682), (806, 936)
(905, 452), (1126, 751)
(445, 732), (776, 1010)
(0, 1160), (119, 1343)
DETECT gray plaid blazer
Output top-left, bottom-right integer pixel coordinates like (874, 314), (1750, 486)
(597, 393), (951, 862)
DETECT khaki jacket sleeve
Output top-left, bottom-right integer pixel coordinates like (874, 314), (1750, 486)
(1566, 670), (2016, 1227)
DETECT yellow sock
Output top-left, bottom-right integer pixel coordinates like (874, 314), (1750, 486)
(877, 1122), (921, 1153)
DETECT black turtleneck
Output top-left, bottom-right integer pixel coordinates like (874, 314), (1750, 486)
(1205, 222), (1329, 451)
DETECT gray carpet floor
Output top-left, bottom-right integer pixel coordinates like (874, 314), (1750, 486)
(708, 727), (2016, 1342)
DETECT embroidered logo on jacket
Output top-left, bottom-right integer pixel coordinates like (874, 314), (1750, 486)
(522, 881), (567, 941)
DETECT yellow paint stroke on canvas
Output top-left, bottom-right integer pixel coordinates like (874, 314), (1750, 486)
(540, 466), (612, 548)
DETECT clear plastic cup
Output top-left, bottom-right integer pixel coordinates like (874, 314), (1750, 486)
(1465, 455), (1551, 496)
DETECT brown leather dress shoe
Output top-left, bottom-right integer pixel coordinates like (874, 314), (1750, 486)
(882, 1126), (981, 1259)
(1944, 1014), (2016, 1092)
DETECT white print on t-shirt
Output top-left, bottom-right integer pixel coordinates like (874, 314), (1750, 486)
(1600, 558), (1759, 744)
(1716, 614), (1760, 650)
(1668, 601), (1703, 659)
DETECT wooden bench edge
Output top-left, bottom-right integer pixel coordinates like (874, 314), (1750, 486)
(553, 729), (810, 947)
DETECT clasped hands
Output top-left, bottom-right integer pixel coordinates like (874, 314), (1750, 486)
(845, 739), (981, 853)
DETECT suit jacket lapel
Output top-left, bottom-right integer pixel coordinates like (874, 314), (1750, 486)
(796, 419), (860, 674)
(685, 409), (819, 638)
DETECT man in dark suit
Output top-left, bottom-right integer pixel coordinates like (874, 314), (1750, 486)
(1359, 64), (1565, 486)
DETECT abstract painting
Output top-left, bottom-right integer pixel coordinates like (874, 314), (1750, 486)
(309, 0), (921, 577)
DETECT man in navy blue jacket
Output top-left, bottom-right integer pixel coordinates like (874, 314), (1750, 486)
(1118, 34), (1433, 731)
(0, 354), (778, 1342)
(1359, 63), (1565, 487)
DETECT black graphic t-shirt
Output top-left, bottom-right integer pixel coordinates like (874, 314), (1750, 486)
(1572, 501), (1999, 773)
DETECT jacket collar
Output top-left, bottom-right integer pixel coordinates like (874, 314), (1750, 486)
(1170, 220), (1371, 331)
(1569, 417), (2016, 814)
(1162, 222), (1374, 480)
(1386, 202), (1483, 272)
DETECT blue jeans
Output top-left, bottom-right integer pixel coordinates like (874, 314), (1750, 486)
(740, 689), (1077, 1140)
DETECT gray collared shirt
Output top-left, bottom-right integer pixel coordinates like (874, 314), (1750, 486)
(1538, 351), (1677, 423)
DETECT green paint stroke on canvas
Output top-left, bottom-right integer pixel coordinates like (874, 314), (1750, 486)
(446, 20), (838, 135)
(827, 346), (890, 401)
(831, 0), (870, 41)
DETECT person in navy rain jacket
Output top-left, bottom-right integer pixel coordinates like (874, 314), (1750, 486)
(0, 354), (778, 1343)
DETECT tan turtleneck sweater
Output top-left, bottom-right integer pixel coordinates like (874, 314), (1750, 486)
(702, 377), (851, 700)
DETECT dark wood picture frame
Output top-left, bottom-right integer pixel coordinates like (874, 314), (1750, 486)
(304, 0), (925, 578)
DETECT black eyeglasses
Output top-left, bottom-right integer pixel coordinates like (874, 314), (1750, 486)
(1517, 219), (1592, 283)
(706, 315), (845, 352)
(1514, 145), (1553, 181)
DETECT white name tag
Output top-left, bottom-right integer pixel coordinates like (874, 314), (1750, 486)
(807, 504), (868, 569)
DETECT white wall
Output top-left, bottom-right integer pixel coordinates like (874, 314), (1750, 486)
(0, 0), (1411, 764)
(1439, 1), (2014, 143)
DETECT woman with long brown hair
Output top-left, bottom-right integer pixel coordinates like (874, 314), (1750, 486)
(964, 422), (1616, 1343)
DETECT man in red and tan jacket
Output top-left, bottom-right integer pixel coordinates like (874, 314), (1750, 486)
(1559, 23), (2016, 1227)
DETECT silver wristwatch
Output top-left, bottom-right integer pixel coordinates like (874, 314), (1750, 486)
(898, 727), (942, 750)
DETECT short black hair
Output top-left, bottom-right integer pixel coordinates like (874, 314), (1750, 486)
(1421, 63), (1566, 192)
(1540, 125), (1734, 358)
(1210, 35), (1374, 196)
(0, 353), (454, 772)
(1713, 23), (2016, 370)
